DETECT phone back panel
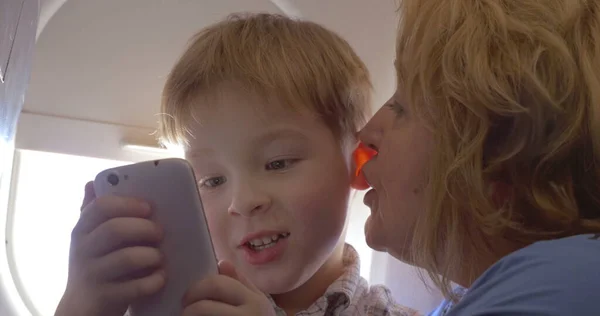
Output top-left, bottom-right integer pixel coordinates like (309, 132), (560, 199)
(94, 158), (218, 316)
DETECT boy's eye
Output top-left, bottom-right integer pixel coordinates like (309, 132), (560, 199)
(265, 159), (297, 171)
(200, 176), (226, 188)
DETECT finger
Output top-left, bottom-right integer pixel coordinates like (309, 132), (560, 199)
(73, 196), (151, 236)
(183, 275), (248, 308)
(182, 300), (241, 316)
(106, 268), (166, 302)
(218, 260), (261, 293)
(92, 246), (163, 281)
(82, 217), (162, 257)
(80, 181), (96, 211)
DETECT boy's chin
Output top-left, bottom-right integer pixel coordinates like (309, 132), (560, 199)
(252, 272), (303, 294)
(244, 264), (311, 295)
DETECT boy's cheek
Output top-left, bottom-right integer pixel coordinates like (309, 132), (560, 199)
(284, 181), (347, 229)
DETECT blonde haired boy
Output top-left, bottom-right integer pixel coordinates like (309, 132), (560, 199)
(55, 13), (419, 316)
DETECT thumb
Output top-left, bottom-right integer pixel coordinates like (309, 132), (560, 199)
(80, 181), (96, 212)
(218, 260), (261, 293)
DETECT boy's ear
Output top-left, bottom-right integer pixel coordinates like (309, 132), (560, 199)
(350, 142), (376, 190)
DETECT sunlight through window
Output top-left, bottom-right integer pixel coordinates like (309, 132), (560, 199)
(346, 191), (373, 280)
(9, 150), (129, 316)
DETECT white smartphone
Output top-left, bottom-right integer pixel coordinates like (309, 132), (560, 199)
(94, 158), (218, 316)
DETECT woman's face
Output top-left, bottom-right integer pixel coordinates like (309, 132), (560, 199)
(358, 88), (434, 261)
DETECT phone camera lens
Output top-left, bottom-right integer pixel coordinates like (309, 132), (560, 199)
(107, 173), (119, 186)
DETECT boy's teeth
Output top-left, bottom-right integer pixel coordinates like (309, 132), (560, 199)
(248, 233), (290, 247)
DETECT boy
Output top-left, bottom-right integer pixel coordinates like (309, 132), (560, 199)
(55, 13), (419, 316)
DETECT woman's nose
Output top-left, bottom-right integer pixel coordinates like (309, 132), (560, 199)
(357, 120), (381, 153)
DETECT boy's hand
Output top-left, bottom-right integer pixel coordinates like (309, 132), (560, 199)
(182, 261), (275, 316)
(55, 182), (165, 316)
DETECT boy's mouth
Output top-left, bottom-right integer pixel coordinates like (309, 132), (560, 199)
(244, 232), (290, 251)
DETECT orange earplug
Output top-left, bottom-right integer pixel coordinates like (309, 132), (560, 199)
(351, 142), (377, 190)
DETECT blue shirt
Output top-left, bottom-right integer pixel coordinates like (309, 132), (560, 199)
(447, 234), (600, 315)
(428, 287), (467, 316)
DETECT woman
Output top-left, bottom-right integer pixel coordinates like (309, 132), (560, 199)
(359, 0), (600, 315)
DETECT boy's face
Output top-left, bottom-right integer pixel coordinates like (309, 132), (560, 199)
(185, 88), (352, 294)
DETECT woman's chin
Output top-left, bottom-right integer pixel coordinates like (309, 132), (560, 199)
(364, 215), (372, 234)
(364, 216), (385, 252)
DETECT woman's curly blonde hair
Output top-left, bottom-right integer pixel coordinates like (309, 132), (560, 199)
(396, 0), (600, 298)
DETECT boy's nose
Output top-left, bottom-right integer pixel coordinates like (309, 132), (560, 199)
(228, 182), (272, 217)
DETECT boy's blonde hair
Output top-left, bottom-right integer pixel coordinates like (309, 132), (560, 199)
(159, 13), (371, 146)
(396, 0), (600, 298)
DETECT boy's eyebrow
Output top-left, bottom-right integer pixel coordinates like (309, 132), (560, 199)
(253, 128), (310, 147)
(187, 129), (309, 158)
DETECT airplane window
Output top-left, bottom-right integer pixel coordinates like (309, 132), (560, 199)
(8, 149), (130, 316)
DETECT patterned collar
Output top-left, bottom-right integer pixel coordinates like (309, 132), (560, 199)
(270, 243), (420, 316)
